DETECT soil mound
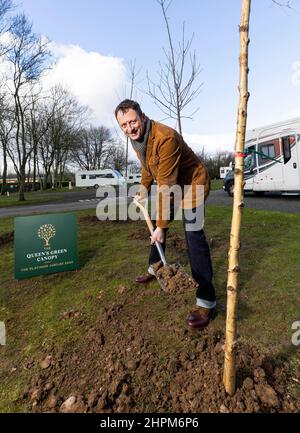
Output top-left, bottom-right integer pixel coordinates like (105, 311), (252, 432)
(0, 231), (14, 246)
(153, 262), (198, 294)
(20, 300), (299, 413)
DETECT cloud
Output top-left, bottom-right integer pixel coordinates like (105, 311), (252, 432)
(183, 132), (235, 155)
(292, 60), (300, 86)
(42, 42), (126, 126)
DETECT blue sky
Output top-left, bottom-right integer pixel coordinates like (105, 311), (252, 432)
(15, 0), (300, 154)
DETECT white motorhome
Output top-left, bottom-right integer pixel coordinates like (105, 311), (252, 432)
(220, 165), (232, 179)
(75, 169), (126, 188)
(224, 117), (300, 195)
(126, 173), (142, 184)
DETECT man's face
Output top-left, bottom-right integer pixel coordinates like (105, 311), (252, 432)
(116, 108), (145, 141)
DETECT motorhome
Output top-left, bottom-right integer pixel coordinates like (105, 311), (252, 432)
(223, 117), (300, 196)
(126, 173), (142, 184)
(220, 165), (232, 179)
(75, 169), (126, 188)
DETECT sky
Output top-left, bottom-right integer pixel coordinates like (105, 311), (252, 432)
(10, 0), (300, 159)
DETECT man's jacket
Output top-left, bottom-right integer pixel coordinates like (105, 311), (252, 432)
(136, 120), (211, 229)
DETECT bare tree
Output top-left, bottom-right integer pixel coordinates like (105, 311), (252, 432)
(124, 59), (140, 178)
(0, 0), (14, 194)
(24, 92), (55, 190)
(0, 0), (13, 55)
(3, 14), (50, 200)
(271, 0), (293, 7)
(147, 0), (202, 134)
(36, 86), (86, 189)
(196, 148), (234, 179)
(70, 125), (112, 171)
(103, 140), (126, 173)
(0, 93), (14, 194)
(223, 0), (251, 396)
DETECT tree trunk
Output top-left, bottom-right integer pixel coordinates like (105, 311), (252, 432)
(18, 167), (26, 201)
(223, 0), (251, 396)
(33, 142), (37, 191)
(43, 172), (49, 190)
(177, 106), (182, 135)
(59, 161), (65, 187)
(1, 142), (8, 195)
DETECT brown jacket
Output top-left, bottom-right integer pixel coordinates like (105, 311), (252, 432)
(137, 120), (211, 228)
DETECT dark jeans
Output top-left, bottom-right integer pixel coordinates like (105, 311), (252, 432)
(149, 208), (216, 303)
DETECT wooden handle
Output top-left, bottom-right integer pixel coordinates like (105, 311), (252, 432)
(134, 198), (167, 266)
(134, 199), (154, 235)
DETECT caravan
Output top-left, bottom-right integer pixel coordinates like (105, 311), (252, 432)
(75, 169), (126, 188)
(223, 117), (300, 196)
(126, 173), (142, 184)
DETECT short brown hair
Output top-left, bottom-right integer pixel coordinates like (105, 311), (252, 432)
(114, 99), (143, 119)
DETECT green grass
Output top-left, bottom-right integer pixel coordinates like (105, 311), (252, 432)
(0, 205), (299, 411)
(0, 192), (65, 208)
(210, 179), (224, 190)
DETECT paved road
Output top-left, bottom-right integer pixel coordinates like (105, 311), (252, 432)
(1, 189), (300, 219)
(207, 190), (300, 214)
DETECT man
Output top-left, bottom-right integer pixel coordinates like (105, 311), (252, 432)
(115, 99), (216, 329)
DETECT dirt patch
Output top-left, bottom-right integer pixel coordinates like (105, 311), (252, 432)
(127, 228), (149, 241)
(79, 216), (100, 224)
(127, 230), (188, 255)
(80, 216), (135, 225)
(209, 237), (228, 250)
(167, 232), (187, 254)
(153, 262), (198, 294)
(0, 231), (14, 247)
(19, 294), (299, 413)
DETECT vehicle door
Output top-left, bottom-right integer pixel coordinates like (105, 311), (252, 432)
(244, 145), (256, 191)
(281, 132), (300, 188)
(255, 139), (282, 191)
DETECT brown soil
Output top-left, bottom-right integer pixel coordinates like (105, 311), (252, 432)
(153, 261), (198, 294)
(80, 216), (135, 225)
(0, 231), (14, 246)
(127, 230), (188, 254)
(79, 216), (100, 224)
(127, 228), (149, 241)
(19, 290), (299, 413)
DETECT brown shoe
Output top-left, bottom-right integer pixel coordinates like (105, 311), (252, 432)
(187, 306), (216, 330)
(135, 273), (156, 284)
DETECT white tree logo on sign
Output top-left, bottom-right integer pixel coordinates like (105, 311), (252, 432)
(38, 224), (56, 249)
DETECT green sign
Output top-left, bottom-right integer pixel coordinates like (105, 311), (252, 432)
(14, 213), (79, 280)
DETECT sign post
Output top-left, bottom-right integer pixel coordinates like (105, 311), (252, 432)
(14, 213), (79, 280)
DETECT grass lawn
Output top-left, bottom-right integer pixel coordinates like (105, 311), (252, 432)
(0, 192), (65, 208)
(210, 179), (224, 190)
(0, 205), (299, 411)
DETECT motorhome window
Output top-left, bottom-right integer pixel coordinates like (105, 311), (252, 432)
(282, 136), (292, 164)
(81, 175), (86, 180)
(89, 175), (96, 179)
(244, 155), (252, 170)
(258, 143), (275, 164)
(244, 146), (256, 170)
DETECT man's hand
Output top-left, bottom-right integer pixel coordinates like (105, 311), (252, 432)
(134, 193), (145, 204)
(150, 227), (165, 245)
